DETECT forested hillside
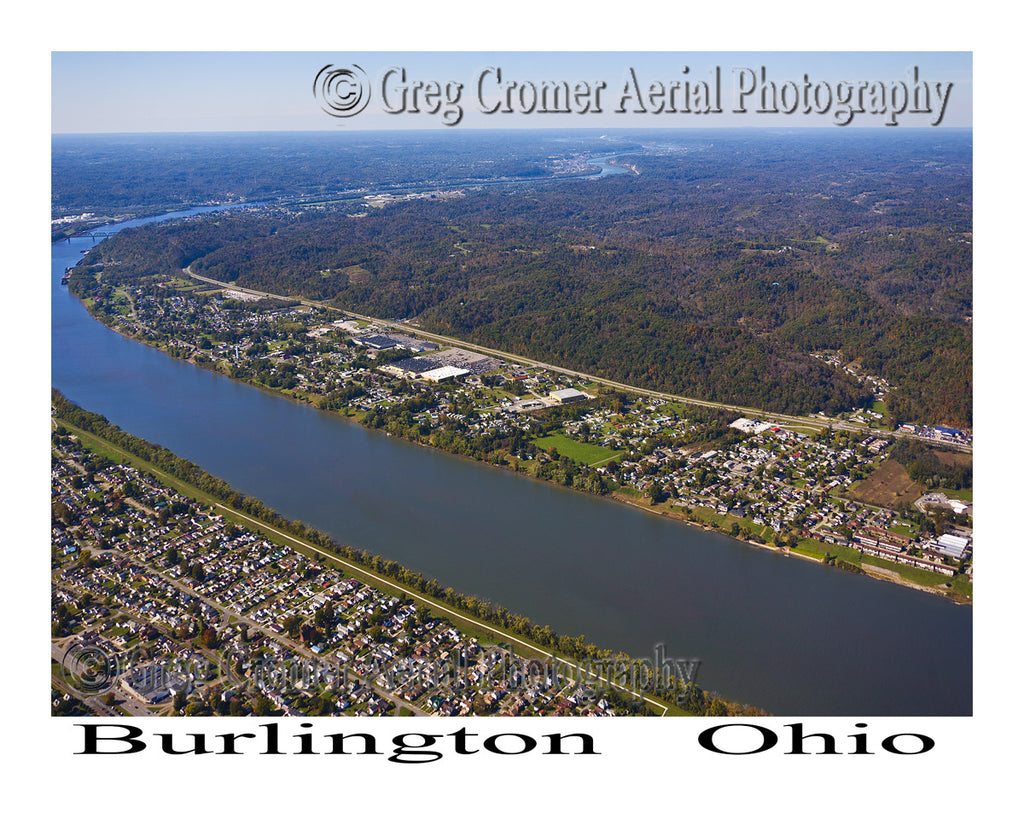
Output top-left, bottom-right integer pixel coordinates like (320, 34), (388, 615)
(73, 130), (972, 426)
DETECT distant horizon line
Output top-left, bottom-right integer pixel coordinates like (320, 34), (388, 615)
(52, 125), (974, 137)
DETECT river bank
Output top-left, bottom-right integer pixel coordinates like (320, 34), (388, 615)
(54, 216), (973, 716)
(76, 284), (970, 605)
(54, 402), (711, 716)
(607, 491), (968, 603)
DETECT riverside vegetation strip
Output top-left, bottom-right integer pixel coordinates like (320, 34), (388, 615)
(52, 130), (973, 722)
(53, 390), (749, 717)
(67, 257), (972, 601)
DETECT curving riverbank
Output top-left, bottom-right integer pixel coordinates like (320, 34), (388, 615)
(79, 285), (970, 607)
(52, 210), (973, 716)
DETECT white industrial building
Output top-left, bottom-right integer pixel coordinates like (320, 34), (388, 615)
(421, 366), (470, 382)
(729, 417), (773, 434)
(933, 533), (970, 560)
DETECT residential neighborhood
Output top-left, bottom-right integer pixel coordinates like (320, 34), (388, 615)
(79, 278), (974, 599)
(52, 428), (648, 717)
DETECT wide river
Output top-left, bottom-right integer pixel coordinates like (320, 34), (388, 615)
(51, 208), (972, 715)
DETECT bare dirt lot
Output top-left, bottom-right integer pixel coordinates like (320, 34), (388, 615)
(933, 449), (973, 468)
(847, 459), (924, 508)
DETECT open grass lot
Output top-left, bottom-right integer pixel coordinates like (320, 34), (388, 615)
(532, 433), (624, 466)
(791, 537), (862, 563)
(847, 459), (923, 508)
(786, 425), (822, 435)
(653, 401), (692, 417)
(339, 264), (371, 283)
(685, 506), (769, 540)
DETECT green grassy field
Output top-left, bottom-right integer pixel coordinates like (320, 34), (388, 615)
(652, 401), (692, 417)
(532, 433), (624, 466)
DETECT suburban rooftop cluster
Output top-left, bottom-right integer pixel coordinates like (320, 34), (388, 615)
(52, 429), (640, 717)
(77, 280), (972, 598)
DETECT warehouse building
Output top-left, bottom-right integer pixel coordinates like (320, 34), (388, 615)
(550, 388), (588, 404)
(422, 366), (471, 382)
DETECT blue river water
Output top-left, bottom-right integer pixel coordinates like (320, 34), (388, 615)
(50, 208), (972, 715)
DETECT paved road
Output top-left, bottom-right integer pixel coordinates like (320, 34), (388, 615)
(185, 269), (972, 453)
(60, 351), (677, 715)
(207, 499), (672, 715)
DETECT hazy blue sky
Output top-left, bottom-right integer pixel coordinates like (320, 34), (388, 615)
(52, 51), (971, 133)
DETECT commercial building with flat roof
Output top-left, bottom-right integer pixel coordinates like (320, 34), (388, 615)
(934, 533), (970, 560)
(422, 366), (470, 382)
(550, 388), (588, 404)
(353, 334), (398, 350)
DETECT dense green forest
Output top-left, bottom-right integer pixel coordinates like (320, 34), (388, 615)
(890, 438), (972, 490)
(70, 130), (972, 426)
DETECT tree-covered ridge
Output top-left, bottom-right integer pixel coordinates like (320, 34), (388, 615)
(77, 131), (971, 426)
